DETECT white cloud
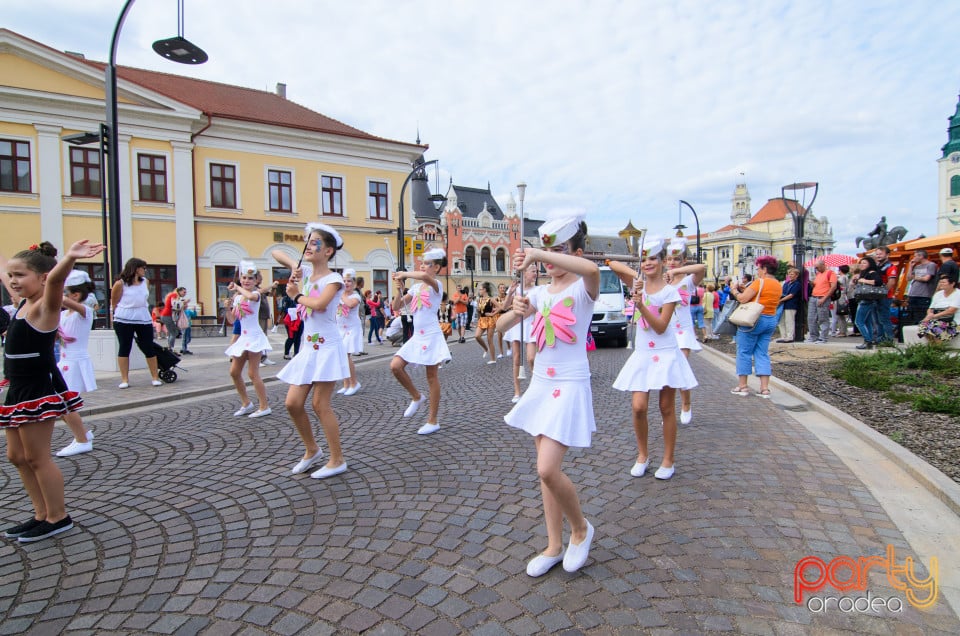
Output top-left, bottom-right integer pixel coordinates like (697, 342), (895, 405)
(6, 0), (959, 255)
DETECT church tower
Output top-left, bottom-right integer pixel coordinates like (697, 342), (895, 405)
(731, 176), (751, 226)
(938, 91), (960, 233)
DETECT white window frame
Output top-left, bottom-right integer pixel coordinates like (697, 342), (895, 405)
(366, 178), (392, 222)
(264, 165), (296, 215)
(320, 172), (347, 217)
(132, 149), (172, 204)
(206, 159), (242, 212)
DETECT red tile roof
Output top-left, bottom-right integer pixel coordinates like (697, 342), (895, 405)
(747, 198), (807, 224)
(83, 59), (417, 145)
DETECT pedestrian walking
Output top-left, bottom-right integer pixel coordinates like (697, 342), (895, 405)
(390, 248), (452, 435)
(273, 224), (350, 479)
(1, 239), (104, 543)
(111, 258), (163, 388)
(609, 235), (698, 481)
(55, 270), (97, 456)
(730, 256), (783, 397)
(336, 268), (363, 396)
(224, 261), (272, 419)
(498, 214), (599, 577)
(664, 237), (705, 425)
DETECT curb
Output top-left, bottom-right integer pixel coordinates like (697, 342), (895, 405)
(699, 345), (960, 516)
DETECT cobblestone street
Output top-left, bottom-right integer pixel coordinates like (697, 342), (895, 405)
(1, 343), (957, 634)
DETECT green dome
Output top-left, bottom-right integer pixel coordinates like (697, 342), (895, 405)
(942, 93), (960, 157)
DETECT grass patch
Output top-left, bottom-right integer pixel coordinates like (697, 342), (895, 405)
(889, 431), (904, 443)
(831, 344), (960, 416)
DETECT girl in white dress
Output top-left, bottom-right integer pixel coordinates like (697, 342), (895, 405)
(55, 270), (97, 456)
(224, 261), (272, 419)
(390, 248), (452, 435)
(609, 236), (698, 481)
(664, 237), (706, 425)
(503, 264), (538, 403)
(336, 269), (364, 396)
(273, 224), (350, 479)
(497, 215), (599, 577)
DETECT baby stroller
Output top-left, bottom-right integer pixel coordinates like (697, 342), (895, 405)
(154, 343), (183, 383)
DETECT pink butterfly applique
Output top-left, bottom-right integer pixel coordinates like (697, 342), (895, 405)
(233, 299), (253, 321)
(410, 285), (432, 312)
(677, 286), (691, 307)
(296, 284), (323, 321)
(635, 294), (662, 331)
(531, 296), (577, 350)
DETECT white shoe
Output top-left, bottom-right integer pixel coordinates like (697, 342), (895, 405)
(526, 551), (564, 577)
(563, 521), (595, 572)
(291, 449), (324, 474)
(56, 438), (93, 457)
(511, 395), (521, 404)
(151, 379), (163, 387)
(248, 407), (272, 418)
(262, 358), (276, 366)
(654, 465), (675, 480)
(311, 462), (348, 479)
(497, 354), (504, 359)
(679, 408), (692, 425)
(403, 397), (424, 418)
(343, 383), (361, 396)
(482, 352), (487, 359)
(487, 360), (497, 365)
(118, 382), (129, 389)
(417, 423), (440, 435)
(626, 343), (633, 350)
(336, 387), (347, 395)
(505, 349), (512, 356)
(630, 459), (650, 477)
(233, 403), (256, 417)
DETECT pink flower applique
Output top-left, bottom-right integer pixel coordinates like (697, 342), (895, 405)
(420, 329), (425, 335)
(62, 365), (69, 371)
(652, 355), (660, 363)
(546, 367), (556, 377)
(531, 297), (577, 350)
(552, 388), (561, 398)
(422, 345), (427, 350)
(648, 341), (655, 348)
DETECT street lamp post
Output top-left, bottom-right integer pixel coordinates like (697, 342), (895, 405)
(104, 0), (206, 305)
(396, 158), (444, 272)
(781, 182), (819, 342)
(679, 200), (702, 262)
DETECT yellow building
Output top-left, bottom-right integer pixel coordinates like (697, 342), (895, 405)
(0, 28), (424, 319)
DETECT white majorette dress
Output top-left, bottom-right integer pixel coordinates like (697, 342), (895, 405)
(395, 281), (452, 367)
(224, 292), (272, 358)
(670, 274), (702, 352)
(503, 305), (533, 344)
(613, 286), (698, 392)
(57, 308), (97, 393)
(277, 267), (350, 384)
(336, 290), (364, 355)
(504, 277), (596, 448)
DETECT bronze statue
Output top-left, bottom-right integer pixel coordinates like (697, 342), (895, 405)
(856, 216), (907, 250)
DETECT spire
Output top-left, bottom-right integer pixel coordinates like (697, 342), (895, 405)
(731, 174), (752, 225)
(942, 92), (960, 158)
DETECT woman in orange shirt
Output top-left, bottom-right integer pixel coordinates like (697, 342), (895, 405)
(729, 256), (782, 398)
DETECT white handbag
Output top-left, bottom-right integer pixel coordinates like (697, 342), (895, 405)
(728, 279), (765, 328)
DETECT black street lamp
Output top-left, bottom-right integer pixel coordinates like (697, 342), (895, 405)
(679, 200), (702, 262)
(781, 182), (819, 342)
(104, 0), (207, 303)
(396, 158), (444, 272)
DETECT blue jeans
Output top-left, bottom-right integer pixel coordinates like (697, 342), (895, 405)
(690, 305), (704, 329)
(735, 313), (777, 377)
(876, 296), (894, 341)
(855, 300), (879, 343)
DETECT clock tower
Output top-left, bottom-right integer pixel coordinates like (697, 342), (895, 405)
(731, 176), (751, 226)
(937, 91), (960, 233)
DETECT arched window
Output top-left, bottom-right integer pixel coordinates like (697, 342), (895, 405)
(465, 246), (476, 271)
(481, 247), (491, 272)
(495, 249), (506, 272)
(951, 175), (960, 197)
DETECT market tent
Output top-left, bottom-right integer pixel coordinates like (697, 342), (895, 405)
(804, 253), (857, 268)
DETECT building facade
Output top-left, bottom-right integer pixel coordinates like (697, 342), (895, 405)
(0, 29), (425, 318)
(695, 179), (835, 283)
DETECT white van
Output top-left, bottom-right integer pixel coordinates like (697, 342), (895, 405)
(590, 266), (629, 347)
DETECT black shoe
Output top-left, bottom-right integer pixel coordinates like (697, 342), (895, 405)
(180, 350), (193, 355)
(3, 517), (42, 538)
(855, 342), (873, 350)
(17, 516), (73, 543)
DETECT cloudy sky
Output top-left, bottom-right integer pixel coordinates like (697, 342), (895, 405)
(7, 1), (960, 254)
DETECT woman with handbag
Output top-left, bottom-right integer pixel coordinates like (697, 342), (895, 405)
(730, 256), (782, 398)
(852, 256), (885, 350)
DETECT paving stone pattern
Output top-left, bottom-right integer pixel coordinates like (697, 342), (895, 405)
(1, 345), (958, 634)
